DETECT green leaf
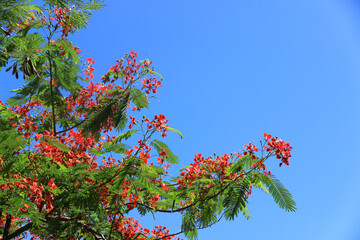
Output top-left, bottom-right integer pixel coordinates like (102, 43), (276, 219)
(261, 175), (296, 212)
(146, 68), (163, 80)
(253, 179), (270, 194)
(82, 98), (116, 138)
(42, 136), (71, 153)
(52, 58), (82, 93)
(111, 130), (137, 144)
(150, 140), (179, 164)
(57, 38), (80, 63)
(89, 142), (128, 155)
(182, 212), (198, 240)
(163, 126), (183, 139)
(113, 93), (130, 131)
(222, 184), (250, 220)
(128, 88), (148, 109)
(6, 94), (28, 106)
(0, 130), (26, 155)
(0, 178), (22, 185)
(82, 0), (105, 10)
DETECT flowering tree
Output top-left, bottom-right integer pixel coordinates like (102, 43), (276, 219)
(0, 1), (296, 239)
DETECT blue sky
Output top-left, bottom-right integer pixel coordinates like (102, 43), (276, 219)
(2, 0), (360, 239)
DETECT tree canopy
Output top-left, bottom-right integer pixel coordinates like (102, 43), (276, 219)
(0, 1), (295, 239)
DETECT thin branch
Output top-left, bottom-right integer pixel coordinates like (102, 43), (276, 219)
(56, 118), (86, 135)
(156, 230), (182, 240)
(46, 21), (56, 136)
(136, 181), (231, 214)
(1, 27), (11, 36)
(155, 214), (224, 240)
(49, 58), (56, 135)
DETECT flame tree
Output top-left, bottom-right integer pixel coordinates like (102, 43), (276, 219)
(0, 1), (295, 239)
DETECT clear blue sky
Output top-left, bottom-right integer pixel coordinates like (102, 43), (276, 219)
(2, 0), (360, 239)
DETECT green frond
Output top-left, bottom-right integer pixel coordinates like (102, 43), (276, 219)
(82, 92), (129, 138)
(0, 1), (41, 26)
(110, 130), (137, 144)
(113, 92), (130, 132)
(42, 136), (71, 153)
(145, 68), (163, 80)
(52, 57), (82, 93)
(163, 126), (183, 139)
(88, 142), (128, 155)
(129, 88), (149, 109)
(0, 130), (26, 156)
(182, 211), (198, 240)
(222, 183), (250, 220)
(253, 179), (270, 194)
(150, 139), (179, 164)
(260, 175), (296, 212)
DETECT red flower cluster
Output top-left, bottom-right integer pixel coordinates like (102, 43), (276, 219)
(242, 142), (259, 159)
(84, 58), (95, 80)
(72, 45), (82, 55)
(135, 139), (151, 164)
(142, 76), (162, 94)
(144, 114), (169, 137)
(264, 133), (293, 166)
(157, 148), (168, 164)
(10, 101), (41, 138)
(33, 130), (97, 168)
(17, 12), (35, 31)
(177, 153), (235, 189)
(51, 7), (73, 37)
(108, 50), (141, 84)
(110, 217), (182, 240)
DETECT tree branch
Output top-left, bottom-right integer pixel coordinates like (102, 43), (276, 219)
(49, 59), (57, 136)
(47, 215), (108, 240)
(7, 215), (107, 240)
(7, 222), (32, 240)
(154, 214), (224, 240)
(2, 213), (12, 240)
(56, 119), (86, 135)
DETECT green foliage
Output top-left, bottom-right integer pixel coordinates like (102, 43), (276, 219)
(52, 58), (82, 92)
(42, 135), (71, 152)
(253, 178), (270, 194)
(150, 139), (179, 164)
(0, 1), (41, 27)
(129, 88), (149, 109)
(163, 126), (183, 139)
(182, 212), (198, 240)
(0, 130), (26, 156)
(145, 68), (163, 80)
(89, 142), (128, 155)
(113, 92), (130, 132)
(260, 175), (296, 212)
(82, 93), (128, 139)
(222, 183), (250, 220)
(110, 130), (137, 144)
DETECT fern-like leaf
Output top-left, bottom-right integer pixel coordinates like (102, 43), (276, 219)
(261, 175), (296, 212)
(150, 140), (179, 164)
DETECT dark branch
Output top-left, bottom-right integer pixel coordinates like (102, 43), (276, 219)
(7, 222), (32, 239)
(3, 213), (12, 240)
(8, 215), (107, 240)
(47, 215), (108, 240)
(155, 214), (224, 240)
(56, 119), (86, 135)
